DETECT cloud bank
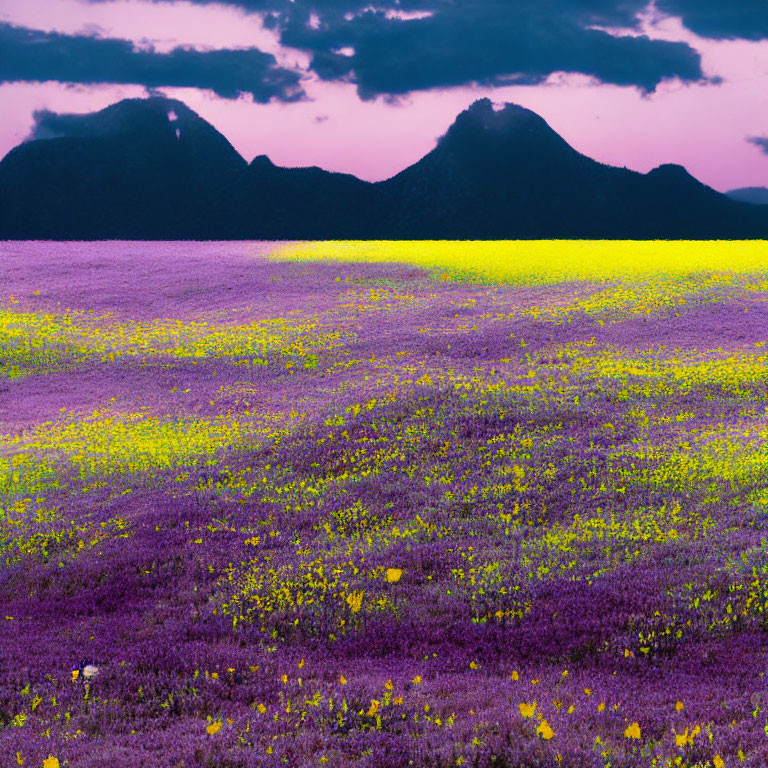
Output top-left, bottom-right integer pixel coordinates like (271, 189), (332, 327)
(279, 2), (703, 96)
(78, 0), (757, 95)
(11, 0), (761, 99)
(0, 22), (304, 101)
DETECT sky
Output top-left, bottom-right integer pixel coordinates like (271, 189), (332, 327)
(0, 0), (766, 191)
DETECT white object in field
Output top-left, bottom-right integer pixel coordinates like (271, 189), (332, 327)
(82, 664), (99, 679)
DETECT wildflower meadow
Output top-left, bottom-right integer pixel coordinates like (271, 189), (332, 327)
(2, 239), (768, 768)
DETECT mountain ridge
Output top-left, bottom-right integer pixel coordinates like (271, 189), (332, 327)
(726, 187), (768, 206)
(0, 96), (766, 239)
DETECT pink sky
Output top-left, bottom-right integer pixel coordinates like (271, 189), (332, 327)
(1, 0), (767, 191)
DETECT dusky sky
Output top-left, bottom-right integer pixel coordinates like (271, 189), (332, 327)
(1, 0), (766, 191)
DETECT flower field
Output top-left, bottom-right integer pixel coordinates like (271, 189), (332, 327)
(3, 239), (768, 767)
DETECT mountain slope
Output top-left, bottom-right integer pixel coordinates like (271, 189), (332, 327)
(214, 155), (378, 239)
(0, 98), (246, 239)
(375, 99), (766, 238)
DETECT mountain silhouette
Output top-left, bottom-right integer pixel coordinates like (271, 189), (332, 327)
(726, 187), (768, 205)
(0, 98), (246, 239)
(375, 99), (766, 238)
(215, 154), (378, 239)
(1, 96), (766, 239)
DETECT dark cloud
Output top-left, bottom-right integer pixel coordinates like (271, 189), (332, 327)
(748, 136), (768, 155)
(89, 0), (768, 41)
(27, 101), (175, 140)
(91, 0), (703, 95)
(0, 23), (304, 101)
(279, 1), (703, 96)
(656, 0), (768, 41)
(84, 0), (768, 96)
(28, 109), (100, 140)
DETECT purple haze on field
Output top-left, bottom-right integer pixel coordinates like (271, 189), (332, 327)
(3, 242), (768, 766)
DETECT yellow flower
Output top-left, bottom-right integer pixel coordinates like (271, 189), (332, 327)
(675, 700), (684, 711)
(673, 724), (701, 747)
(510, 670), (519, 681)
(346, 590), (364, 613)
(281, 674), (288, 684)
(597, 702), (606, 712)
(385, 679), (394, 691)
(42, 759), (59, 768)
(584, 688), (592, 697)
(536, 719), (555, 740)
(339, 675), (348, 685)
(70, 670), (79, 682)
(624, 722), (641, 739)
(16, 753), (24, 766)
(469, 661), (479, 670)
(206, 721), (222, 735)
(519, 702), (536, 718)
(412, 675), (422, 685)
(713, 755), (725, 768)
(367, 699), (380, 716)
(393, 696), (403, 705)
(386, 568), (403, 583)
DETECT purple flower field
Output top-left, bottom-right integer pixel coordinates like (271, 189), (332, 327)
(3, 241), (768, 768)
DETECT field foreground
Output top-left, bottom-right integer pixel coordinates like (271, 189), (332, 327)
(3, 240), (768, 768)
